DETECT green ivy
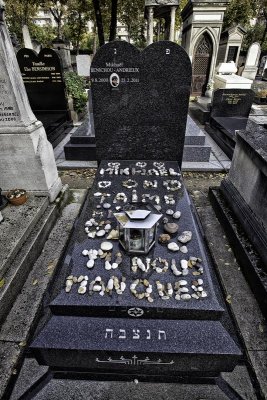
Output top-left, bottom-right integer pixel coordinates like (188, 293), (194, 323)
(64, 72), (87, 114)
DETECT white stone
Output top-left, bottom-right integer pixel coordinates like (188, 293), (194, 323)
(101, 241), (113, 251)
(78, 286), (86, 294)
(167, 242), (179, 252)
(87, 259), (94, 268)
(216, 61), (237, 75)
(105, 261), (112, 270)
(111, 262), (118, 269)
(214, 74), (252, 90)
(181, 294), (191, 300)
(93, 285), (102, 292)
(107, 278), (114, 290)
(178, 231), (192, 243)
(180, 259), (188, 269)
(180, 246), (188, 254)
(82, 249), (88, 256)
(166, 209), (174, 215)
(96, 229), (106, 237)
(173, 211), (181, 219)
(178, 280), (187, 286)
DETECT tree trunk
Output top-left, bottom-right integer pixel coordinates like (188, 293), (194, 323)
(260, 12), (267, 46)
(92, 0), (105, 46)
(109, 0), (118, 42)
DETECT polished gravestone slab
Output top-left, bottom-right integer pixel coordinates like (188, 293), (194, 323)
(91, 41), (191, 166)
(64, 117), (96, 160)
(31, 160), (241, 378)
(17, 48), (71, 147)
(206, 89), (254, 159)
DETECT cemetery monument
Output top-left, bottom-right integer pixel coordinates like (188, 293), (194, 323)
(28, 42), (241, 393)
(210, 122), (267, 318)
(16, 47), (71, 147)
(0, 1), (62, 201)
(205, 88), (254, 159)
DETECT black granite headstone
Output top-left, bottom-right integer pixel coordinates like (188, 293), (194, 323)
(211, 89), (254, 119)
(206, 89), (254, 159)
(17, 48), (71, 147)
(90, 41), (191, 166)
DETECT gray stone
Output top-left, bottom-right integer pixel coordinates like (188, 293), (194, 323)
(248, 350), (267, 399)
(222, 125), (267, 265)
(0, 199), (84, 343)
(0, 341), (21, 397)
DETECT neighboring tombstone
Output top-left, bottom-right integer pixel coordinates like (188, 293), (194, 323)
(52, 38), (72, 71)
(0, 4), (62, 201)
(32, 38), (42, 54)
(242, 42), (261, 80)
(90, 41), (191, 166)
(216, 25), (246, 67)
(214, 61), (253, 90)
(210, 122), (267, 316)
(17, 47), (70, 147)
(22, 24), (33, 49)
(205, 88), (254, 158)
(181, 0), (230, 96)
(76, 54), (91, 76)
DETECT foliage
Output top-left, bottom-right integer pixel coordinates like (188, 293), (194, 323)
(223, 0), (267, 50)
(223, 0), (255, 30)
(119, 0), (146, 48)
(64, 71), (87, 113)
(63, 0), (92, 53)
(30, 23), (57, 47)
(243, 24), (267, 50)
(40, 0), (69, 39)
(4, 0), (39, 43)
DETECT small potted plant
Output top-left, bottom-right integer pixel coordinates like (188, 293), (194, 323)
(6, 189), (27, 205)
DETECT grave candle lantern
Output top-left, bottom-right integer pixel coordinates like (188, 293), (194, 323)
(114, 203), (162, 254)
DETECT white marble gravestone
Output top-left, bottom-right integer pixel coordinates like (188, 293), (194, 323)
(242, 42), (261, 80)
(76, 55), (91, 77)
(0, 3), (62, 201)
(22, 25), (33, 49)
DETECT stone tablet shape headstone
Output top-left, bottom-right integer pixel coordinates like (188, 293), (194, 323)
(90, 41), (191, 165)
(211, 89), (254, 118)
(76, 54), (91, 77)
(17, 48), (68, 112)
(242, 42), (261, 80)
(17, 48), (70, 145)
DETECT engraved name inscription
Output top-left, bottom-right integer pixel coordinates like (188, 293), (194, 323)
(104, 328), (166, 340)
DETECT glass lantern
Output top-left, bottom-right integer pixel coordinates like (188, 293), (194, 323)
(114, 203), (162, 254)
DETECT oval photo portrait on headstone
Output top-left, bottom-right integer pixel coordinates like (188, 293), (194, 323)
(110, 72), (120, 88)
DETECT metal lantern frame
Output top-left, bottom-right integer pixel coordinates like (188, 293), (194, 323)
(114, 203), (162, 255)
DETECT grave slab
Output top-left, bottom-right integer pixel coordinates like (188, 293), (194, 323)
(31, 160), (241, 378)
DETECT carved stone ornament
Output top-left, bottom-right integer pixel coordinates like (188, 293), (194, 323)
(146, 0), (178, 6)
(128, 307), (144, 317)
(0, 0), (5, 22)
